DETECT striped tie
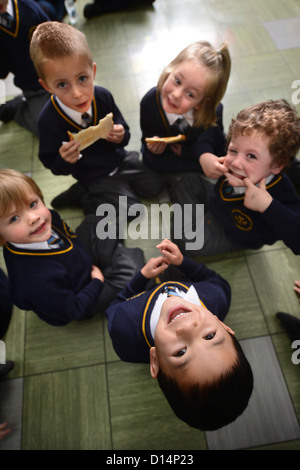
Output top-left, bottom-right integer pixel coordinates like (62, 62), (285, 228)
(47, 235), (64, 248)
(81, 113), (92, 127)
(163, 285), (183, 298)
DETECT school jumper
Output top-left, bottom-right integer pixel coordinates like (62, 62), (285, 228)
(140, 86), (226, 173)
(173, 173), (300, 256)
(38, 86), (164, 214)
(0, 0), (50, 133)
(105, 257), (231, 363)
(3, 210), (144, 326)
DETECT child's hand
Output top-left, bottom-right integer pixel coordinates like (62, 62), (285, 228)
(146, 138), (167, 155)
(91, 265), (104, 283)
(156, 239), (183, 266)
(59, 141), (81, 163)
(199, 153), (228, 178)
(106, 124), (125, 144)
(141, 256), (169, 279)
(0, 422), (11, 441)
(294, 280), (300, 299)
(243, 178), (273, 212)
(170, 143), (183, 156)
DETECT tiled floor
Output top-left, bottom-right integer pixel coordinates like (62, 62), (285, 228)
(0, 0), (300, 450)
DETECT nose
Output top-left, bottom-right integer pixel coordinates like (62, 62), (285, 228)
(72, 84), (82, 99)
(231, 153), (243, 169)
(176, 319), (199, 339)
(27, 211), (40, 225)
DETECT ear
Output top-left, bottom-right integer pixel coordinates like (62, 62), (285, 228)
(149, 347), (159, 378)
(217, 318), (235, 336)
(270, 162), (284, 175)
(38, 78), (52, 94)
(93, 62), (97, 80)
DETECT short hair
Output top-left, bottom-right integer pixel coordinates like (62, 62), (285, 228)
(30, 21), (94, 80)
(0, 169), (44, 218)
(157, 41), (231, 128)
(157, 333), (253, 431)
(227, 99), (300, 169)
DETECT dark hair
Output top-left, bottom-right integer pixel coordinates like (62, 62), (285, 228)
(157, 334), (253, 430)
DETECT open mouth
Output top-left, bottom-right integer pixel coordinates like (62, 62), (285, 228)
(167, 306), (191, 324)
(31, 222), (46, 235)
(228, 169), (246, 181)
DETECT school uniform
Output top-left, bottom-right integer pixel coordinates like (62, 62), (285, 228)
(0, 269), (13, 338)
(38, 86), (164, 214)
(0, 0), (50, 133)
(105, 257), (231, 363)
(140, 86), (226, 173)
(172, 172), (300, 256)
(3, 210), (144, 326)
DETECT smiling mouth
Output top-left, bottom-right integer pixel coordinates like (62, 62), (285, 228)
(228, 169), (246, 181)
(31, 222), (46, 235)
(168, 306), (191, 324)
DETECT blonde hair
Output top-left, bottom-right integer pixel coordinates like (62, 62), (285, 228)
(227, 99), (300, 168)
(30, 21), (94, 79)
(0, 169), (44, 218)
(157, 41), (231, 128)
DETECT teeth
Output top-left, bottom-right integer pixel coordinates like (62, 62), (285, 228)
(171, 311), (188, 322)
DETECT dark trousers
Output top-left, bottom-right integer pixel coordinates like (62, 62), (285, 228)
(76, 215), (145, 314)
(0, 269), (13, 339)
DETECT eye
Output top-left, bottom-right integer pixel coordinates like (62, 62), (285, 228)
(79, 75), (87, 83)
(247, 153), (257, 160)
(30, 200), (37, 209)
(57, 81), (67, 89)
(186, 91), (194, 99)
(9, 215), (19, 224)
(175, 347), (186, 357)
(204, 333), (216, 340)
(174, 76), (181, 85)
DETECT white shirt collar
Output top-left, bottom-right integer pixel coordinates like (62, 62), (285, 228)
(166, 109), (194, 127)
(9, 230), (60, 251)
(6, 0), (13, 17)
(150, 285), (201, 338)
(56, 97), (92, 126)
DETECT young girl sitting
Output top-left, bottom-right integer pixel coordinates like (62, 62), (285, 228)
(140, 40), (231, 176)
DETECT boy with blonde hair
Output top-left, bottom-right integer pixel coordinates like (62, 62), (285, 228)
(30, 21), (163, 214)
(0, 169), (144, 326)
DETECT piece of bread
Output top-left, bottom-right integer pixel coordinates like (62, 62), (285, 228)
(68, 112), (114, 150)
(145, 134), (186, 144)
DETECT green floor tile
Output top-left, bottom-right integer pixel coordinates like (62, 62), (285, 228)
(22, 365), (111, 450)
(107, 361), (207, 450)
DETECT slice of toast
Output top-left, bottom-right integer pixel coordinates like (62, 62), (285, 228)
(68, 112), (114, 150)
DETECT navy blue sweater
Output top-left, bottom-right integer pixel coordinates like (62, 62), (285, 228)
(3, 211), (103, 326)
(105, 257), (231, 363)
(140, 86), (226, 162)
(0, 0), (49, 91)
(210, 174), (300, 254)
(38, 86), (130, 185)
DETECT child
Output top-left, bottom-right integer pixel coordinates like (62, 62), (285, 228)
(105, 239), (253, 430)
(172, 99), (300, 256)
(0, 0), (51, 134)
(29, 21), (164, 215)
(0, 169), (144, 326)
(140, 41), (231, 174)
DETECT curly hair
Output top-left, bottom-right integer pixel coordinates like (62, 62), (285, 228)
(227, 99), (300, 168)
(157, 41), (231, 129)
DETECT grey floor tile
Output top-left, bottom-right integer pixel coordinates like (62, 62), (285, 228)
(263, 17), (300, 50)
(0, 378), (23, 450)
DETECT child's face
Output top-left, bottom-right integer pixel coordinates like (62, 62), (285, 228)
(161, 59), (210, 116)
(224, 132), (283, 187)
(0, 194), (52, 245)
(39, 55), (96, 113)
(150, 297), (236, 385)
